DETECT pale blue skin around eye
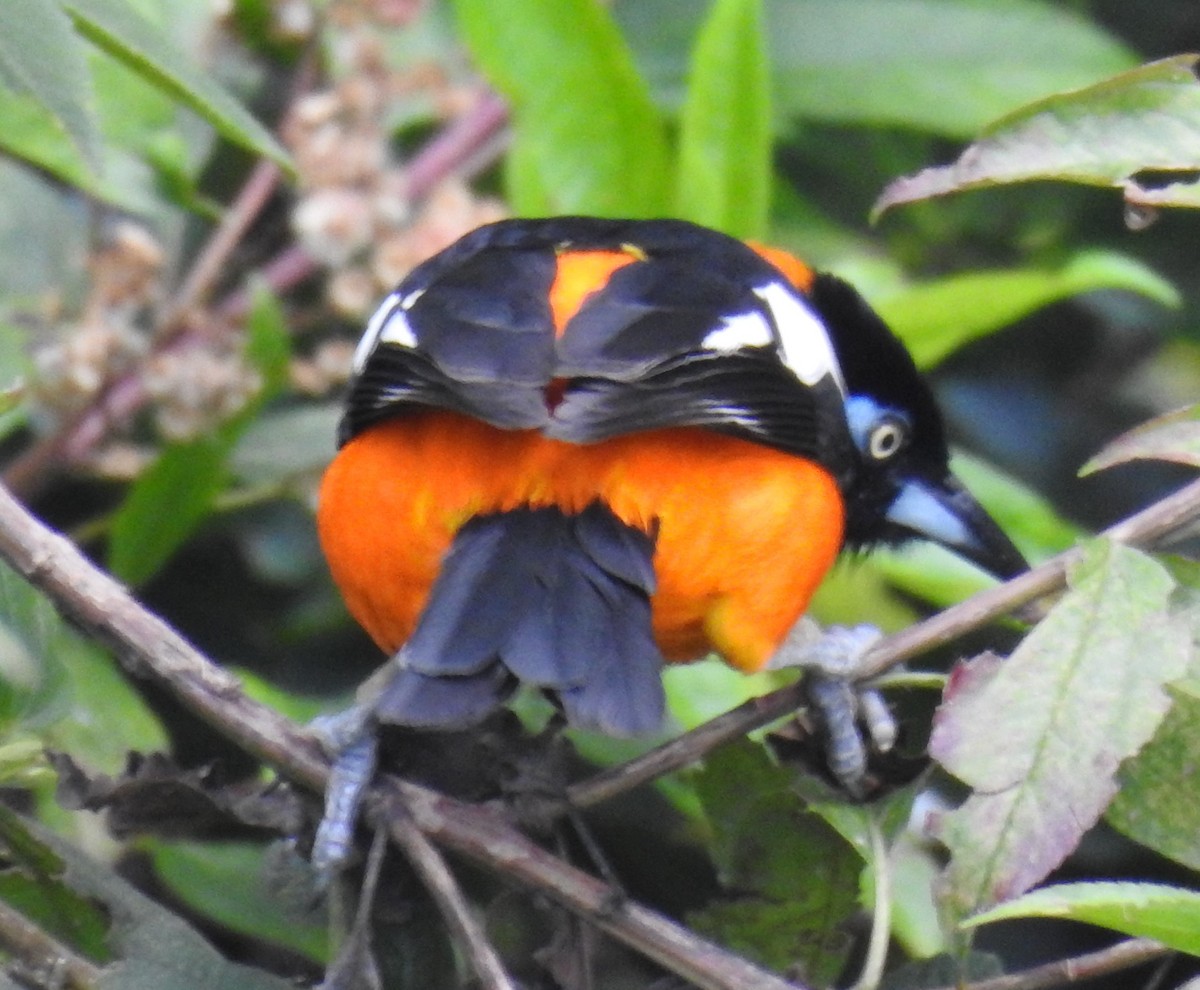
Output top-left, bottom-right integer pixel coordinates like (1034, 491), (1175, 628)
(843, 394), (975, 550)
(843, 394), (907, 459)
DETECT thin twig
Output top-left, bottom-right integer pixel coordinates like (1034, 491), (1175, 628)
(157, 158), (283, 336)
(858, 470), (1200, 679)
(373, 793), (517, 990)
(213, 87), (510, 326)
(0, 896), (101, 990)
(0, 479), (807, 990)
(568, 473), (1200, 809)
(404, 88), (509, 202)
(567, 683), (806, 808)
(928, 937), (1170, 990)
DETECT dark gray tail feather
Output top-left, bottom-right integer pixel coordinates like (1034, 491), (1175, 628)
(372, 502), (665, 736)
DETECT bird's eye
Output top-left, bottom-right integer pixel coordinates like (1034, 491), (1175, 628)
(867, 418), (908, 461)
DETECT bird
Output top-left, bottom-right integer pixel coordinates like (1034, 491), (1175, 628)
(316, 216), (1027, 757)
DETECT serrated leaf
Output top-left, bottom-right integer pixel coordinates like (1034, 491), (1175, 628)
(1082, 404), (1200, 476)
(875, 55), (1200, 218)
(1106, 683), (1200, 871)
(963, 881), (1200, 955)
(453, 0), (671, 216)
(675, 0), (770, 238)
(0, 0), (99, 165)
(875, 251), (1179, 370)
(930, 540), (1192, 915)
(62, 0), (292, 173)
(689, 740), (859, 980)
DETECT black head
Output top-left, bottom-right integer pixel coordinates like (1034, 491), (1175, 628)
(808, 273), (1027, 579)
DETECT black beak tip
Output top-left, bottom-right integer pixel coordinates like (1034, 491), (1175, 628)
(886, 476), (1029, 582)
(967, 529), (1029, 582)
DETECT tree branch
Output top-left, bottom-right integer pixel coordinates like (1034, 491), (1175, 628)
(373, 794), (517, 990)
(567, 473), (1200, 809)
(929, 937), (1170, 990)
(0, 479), (808, 990)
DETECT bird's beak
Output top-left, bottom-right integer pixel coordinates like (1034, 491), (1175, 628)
(884, 475), (1028, 580)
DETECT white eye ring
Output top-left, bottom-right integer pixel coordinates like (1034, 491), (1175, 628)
(867, 419), (907, 461)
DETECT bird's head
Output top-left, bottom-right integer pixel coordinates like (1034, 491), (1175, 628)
(809, 273), (1028, 580)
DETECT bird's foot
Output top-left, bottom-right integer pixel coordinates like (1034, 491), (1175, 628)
(309, 703), (379, 880)
(768, 620), (895, 797)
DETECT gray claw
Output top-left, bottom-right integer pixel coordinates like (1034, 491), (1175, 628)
(310, 707), (379, 879)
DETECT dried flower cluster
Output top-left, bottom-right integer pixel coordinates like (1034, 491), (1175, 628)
(31, 222), (159, 419)
(30, 0), (507, 475)
(31, 218), (263, 451)
(284, 0), (506, 341)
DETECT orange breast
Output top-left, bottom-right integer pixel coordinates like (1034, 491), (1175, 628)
(317, 411), (844, 673)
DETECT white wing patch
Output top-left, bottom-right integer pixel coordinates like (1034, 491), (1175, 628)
(352, 289), (421, 373)
(753, 281), (845, 393)
(701, 310), (775, 352)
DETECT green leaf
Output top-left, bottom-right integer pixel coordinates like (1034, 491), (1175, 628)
(1081, 404), (1200, 476)
(875, 55), (1200, 218)
(616, 0), (1134, 137)
(1107, 683), (1200, 872)
(0, 0), (99, 164)
(0, 87), (124, 204)
(242, 282), (291, 404)
(769, 0), (1132, 138)
(151, 841), (327, 962)
(108, 435), (231, 586)
(675, 0), (771, 238)
(663, 657), (780, 731)
(688, 740), (859, 982)
(931, 540), (1192, 916)
(0, 559), (166, 771)
(2, 810), (296, 989)
(453, 0), (671, 216)
(108, 287), (289, 586)
(873, 251), (1179, 370)
(62, 0), (292, 173)
(877, 454), (1078, 609)
(0, 805), (113, 962)
(230, 404), (340, 486)
(964, 881), (1200, 955)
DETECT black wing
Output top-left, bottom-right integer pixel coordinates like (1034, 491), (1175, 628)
(549, 248), (854, 478)
(341, 218), (853, 478)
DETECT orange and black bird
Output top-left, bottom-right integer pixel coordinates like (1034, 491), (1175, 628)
(317, 217), (1026, 749)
